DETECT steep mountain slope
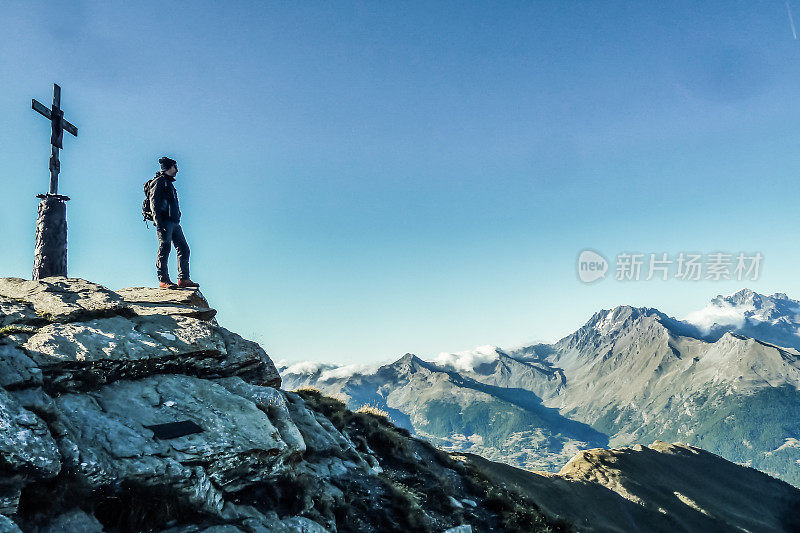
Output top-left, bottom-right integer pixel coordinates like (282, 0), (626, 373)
(282, 289), (800, 487)
(465, 441), (800, 533)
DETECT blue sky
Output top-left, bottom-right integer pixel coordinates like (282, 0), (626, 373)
(2, 1), (800, 364)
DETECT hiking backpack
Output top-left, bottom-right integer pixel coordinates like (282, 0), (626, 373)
(142, 177), (158, 225)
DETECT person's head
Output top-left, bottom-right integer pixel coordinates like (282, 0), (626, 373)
(159, 156), (178, 177)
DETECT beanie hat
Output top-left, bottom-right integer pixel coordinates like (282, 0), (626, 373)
(158, 156), (177, 170)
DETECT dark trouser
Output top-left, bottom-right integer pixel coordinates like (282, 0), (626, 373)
(156, 221), (190, 282)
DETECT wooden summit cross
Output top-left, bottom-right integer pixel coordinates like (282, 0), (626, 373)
(30, 83), (79, 280)
(32, 83), (78, 196)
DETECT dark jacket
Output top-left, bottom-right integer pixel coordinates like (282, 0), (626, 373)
(149, 171), (181, 225)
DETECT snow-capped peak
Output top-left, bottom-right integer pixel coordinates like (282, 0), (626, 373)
(682, 288), (800, 350)
(687, 289), (800, 333)
(584, 306), (665, 337)
(717, 288), (792, 308)
(591, 306), (640, 335)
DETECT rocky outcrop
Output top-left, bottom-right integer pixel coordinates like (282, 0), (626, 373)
(0, 387), (60, 517)
(0, 278), (560, 532)
(0, 277), (296, 530)
(115, 287), (217, 321)
(0, 278), (280, 394)
(0, 278), (127, 324)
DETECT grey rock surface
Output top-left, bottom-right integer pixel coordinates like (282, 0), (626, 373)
(52, 375), (298, 515)
(32, 508), (104, 533)
(0, 387), (60, 516)
(0, 342), (42, 388)
(162, 513), (330, 533)
(116, 286), (217, 321)
(214, 328), (281, 388)
(0, 515), (21, 533)
(24, 315), (225, 364)
(215, 378), (306, 454)
(22, 315), (226, 393)
(0, 387), (60, 479)
(0, 279), (280, 393)
(0, 296), (44, 328)
(115, 286), (212, 308)
(443, 526), (472, 533)
(0, 278), (127, 323)
(283, 392), (359, 457)
(128, 302), (217, 321)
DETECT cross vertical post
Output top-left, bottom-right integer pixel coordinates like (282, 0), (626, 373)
(49, 83), (61, 194)
(30, 83), (79, 280)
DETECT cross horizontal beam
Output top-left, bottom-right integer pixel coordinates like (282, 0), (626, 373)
(31, 99), (50, 119)
(31, 99), (78, 137)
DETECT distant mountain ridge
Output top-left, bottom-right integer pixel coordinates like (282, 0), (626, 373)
(280, 289), (800, 486)
(685, 288), (800, 349)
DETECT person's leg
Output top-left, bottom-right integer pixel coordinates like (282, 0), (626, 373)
(156, 222), (175, 282)
(172, 224), (191, 281)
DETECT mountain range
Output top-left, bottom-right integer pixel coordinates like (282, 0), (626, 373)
(280, 288), (800, 487)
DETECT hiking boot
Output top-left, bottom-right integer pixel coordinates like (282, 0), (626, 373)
(177, 279), (200, 289)
(159, 280), (178, 289)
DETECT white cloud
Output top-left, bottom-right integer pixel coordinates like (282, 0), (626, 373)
(684, 301), (754, 334)
(319, 364), (378, 381)
(433, 345), (500, 373)
(282, 361), (337, 375)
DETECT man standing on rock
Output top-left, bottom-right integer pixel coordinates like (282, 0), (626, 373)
(147, 156), (200, 289)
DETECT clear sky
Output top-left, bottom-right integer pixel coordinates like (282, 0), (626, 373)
(2, 1), (800, 365)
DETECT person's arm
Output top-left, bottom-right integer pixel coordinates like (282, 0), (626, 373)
(150, 178), (167, 226)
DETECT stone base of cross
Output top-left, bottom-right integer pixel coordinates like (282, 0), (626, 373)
(32, 195), (69, 279)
